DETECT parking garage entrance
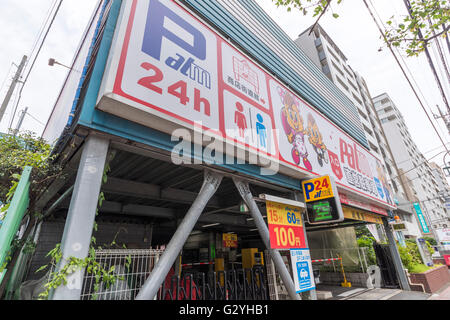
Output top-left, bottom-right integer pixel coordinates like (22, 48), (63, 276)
(19, 135), (409, 301)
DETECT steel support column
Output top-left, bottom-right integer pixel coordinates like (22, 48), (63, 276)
(52, 136), (110, 300)
(136, 170), (223, 300)
(234, 179), (301, 300)
(382, 217), (411, 291)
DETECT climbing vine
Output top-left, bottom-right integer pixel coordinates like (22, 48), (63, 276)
(36, 151), (131, 300)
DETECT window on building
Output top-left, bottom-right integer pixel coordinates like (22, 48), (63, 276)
(392, 180), (399, 193)
(336, 76), (349, 92)
(348, 81), (358, 92)
(327, 45), (342, 63)
(386, 163), (393, 175)
(352, 92), (363, 105)
(331, 60), (345, 77)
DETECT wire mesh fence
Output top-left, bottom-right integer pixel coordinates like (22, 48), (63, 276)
(80, 248), (164, 300)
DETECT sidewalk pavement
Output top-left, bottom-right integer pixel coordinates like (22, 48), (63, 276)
(428, 281), (450, 300)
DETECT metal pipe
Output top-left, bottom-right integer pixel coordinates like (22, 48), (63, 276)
(136, 170), (223, 300)
(42, 185), (75, 219)
(233, 178), (300, 300)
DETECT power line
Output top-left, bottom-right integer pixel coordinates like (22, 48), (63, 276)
(392, 143), (450, 168)
(363, 0), (450, 161)
(398, 195), (446, 206)
(390, 150), (446, 182)
(403, 0), (450, 114)
(369, 0), (450, 147)
(8, 0), (63, 130)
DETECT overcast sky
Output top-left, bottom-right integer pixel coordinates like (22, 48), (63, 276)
(0, 0), (449, 169)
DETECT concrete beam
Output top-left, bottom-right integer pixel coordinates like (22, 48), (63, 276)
(102, 177), (222, 207)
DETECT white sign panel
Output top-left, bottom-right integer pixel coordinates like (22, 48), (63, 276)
(290, 249), (315, 294)
(436, 228), (450, 242)
(98, 0), (395, 210)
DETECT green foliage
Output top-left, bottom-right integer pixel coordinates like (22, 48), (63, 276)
(398, 239), (436, 271)
(357, 235), (377, 266)
(355, 225), (373, 238)
(271, 0), (343, 17)
(36, 151), (123, 300)
(398, 245), (414, 270)
(0, 132), (62, 276)
(423, 236), (437, 246)
(37, 241), (130, 300)
(266, 0), (450, 57)
(409, 263), (432, 273)
(385, 0), (449, 56)
(0, 132), (62, 214)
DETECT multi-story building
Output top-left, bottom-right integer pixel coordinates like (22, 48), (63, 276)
(374, 93), (447, 238)
(430, 162), (450, 228)
(295, 25), (405, 202)
(295, 24), (423, 238)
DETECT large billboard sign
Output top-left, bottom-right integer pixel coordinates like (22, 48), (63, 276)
(97, 0), (395, 210)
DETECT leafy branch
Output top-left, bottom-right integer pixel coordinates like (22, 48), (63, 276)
(266, 0), (449, 57)
(35, 151), (128, 300)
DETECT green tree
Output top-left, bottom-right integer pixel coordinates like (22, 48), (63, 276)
(423, 236), (437, 246)
(267, 0), (449, 56)
(0, 131), (63, 297)
(355, 225), (373, 239)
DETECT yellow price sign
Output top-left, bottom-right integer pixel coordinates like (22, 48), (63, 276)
(223, 233), (238, 248)
(302, 176), (334, 203)
(266, 201), (305, 249)
(266, 201), (303, 227)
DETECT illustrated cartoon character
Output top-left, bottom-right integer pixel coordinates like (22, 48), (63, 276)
(306, 113), (328, 167)
(376, 161), (393, 205)
(279, 89), (312, 171)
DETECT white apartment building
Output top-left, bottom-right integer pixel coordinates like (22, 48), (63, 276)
(430, 162), (450, 228)
(295, 24), (406, 203)
(374, 93), (447, 238)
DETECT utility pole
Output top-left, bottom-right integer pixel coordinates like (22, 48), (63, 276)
(13, 107), (28, 136)
(0, 55), (27, 125)
(433, 106), (450, 135)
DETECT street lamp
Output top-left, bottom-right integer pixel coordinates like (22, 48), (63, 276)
(48, 58), (79, 72)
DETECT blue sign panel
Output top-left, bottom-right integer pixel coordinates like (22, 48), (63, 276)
(290, 249), (315, 293)
(413, 202), (430, 234)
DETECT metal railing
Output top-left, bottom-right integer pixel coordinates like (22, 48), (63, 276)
(309, 247), (372, 274)
(80, 249), (164, 300)
(79, 248), (268, 301)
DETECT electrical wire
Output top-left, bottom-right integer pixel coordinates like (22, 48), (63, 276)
(425, 3), (450, 86)
(8, 0), (63, 130)
(26, 0), (58, 71)
(364, 0), (450, 161)
(369, 0), (450, 147)
(394, 143), (450, 166)
(390, 149), (446, 182)
(403, 0), (450, 114)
